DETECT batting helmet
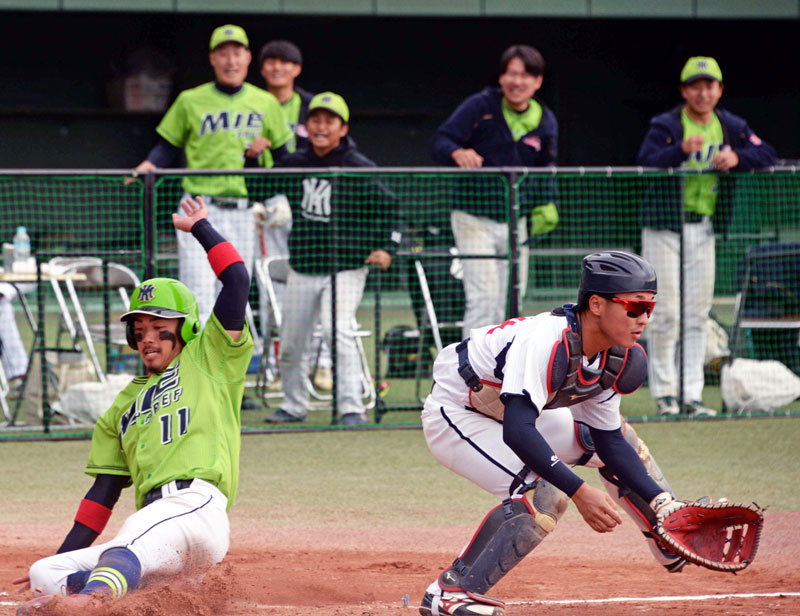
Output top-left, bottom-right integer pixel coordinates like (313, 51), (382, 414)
(120, 278), (200, 349)
(577, 251), (657, 310)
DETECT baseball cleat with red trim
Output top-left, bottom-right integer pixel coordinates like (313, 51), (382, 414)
(419, 590), (505, 616)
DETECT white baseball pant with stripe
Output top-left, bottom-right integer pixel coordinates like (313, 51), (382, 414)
(27, 479), (228, 596)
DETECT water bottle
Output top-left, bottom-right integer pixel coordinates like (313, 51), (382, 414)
(13, 226), (31, 263)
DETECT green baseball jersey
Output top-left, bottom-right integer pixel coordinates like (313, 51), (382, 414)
(681, 108), (724, 216)
(502, 98), (543, 141)
(156, 82), (293, 198)
(85, 313), (253, 511)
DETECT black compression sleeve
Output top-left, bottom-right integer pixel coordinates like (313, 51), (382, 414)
(503, 395), (584, 496)
(56, 474), (126, 553)
(190, 219), (249, 330)
(144, 138), (180, 168)
(213, 262), (249, 330)
(190, 218), (225, 252)
(590, 427), (663, 502)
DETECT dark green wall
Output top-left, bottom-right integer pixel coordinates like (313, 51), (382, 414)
(0, 11), (797, 167)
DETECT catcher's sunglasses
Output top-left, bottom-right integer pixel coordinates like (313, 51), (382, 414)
(608, 296), (656, 318)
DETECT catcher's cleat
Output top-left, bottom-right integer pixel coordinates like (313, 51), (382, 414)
(16, 592), (101, 615)
(420, 591), (505, 616)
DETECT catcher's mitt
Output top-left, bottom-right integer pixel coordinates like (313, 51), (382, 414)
(656, 501), (764, 572)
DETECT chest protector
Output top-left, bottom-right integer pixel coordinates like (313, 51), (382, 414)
(544, 306), (647, 410)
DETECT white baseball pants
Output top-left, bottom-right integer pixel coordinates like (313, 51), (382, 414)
(279, 266), (368, 417)
(451, 210), (528, 338)
(422, 383), (600, 500)
(642, 220), (715, 401)
(28, 479), (229, 596)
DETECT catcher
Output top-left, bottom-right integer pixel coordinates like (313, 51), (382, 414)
(14, 195), (253, 613)
(418, 251), (762, 616)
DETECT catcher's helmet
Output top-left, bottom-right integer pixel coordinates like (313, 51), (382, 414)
(577, 251), (657, 310)
(120, 278), (200, 349)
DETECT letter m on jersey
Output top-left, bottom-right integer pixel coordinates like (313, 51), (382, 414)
(301, 177), (332, 221)
(200, 111), (230, 136)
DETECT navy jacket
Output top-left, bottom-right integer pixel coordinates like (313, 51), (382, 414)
(277, 137), (403, 274)
(431, 87), (558, 221)
(637, 105), (777, 231)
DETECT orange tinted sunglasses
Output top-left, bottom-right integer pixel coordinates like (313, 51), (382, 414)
(610, 296), (656, 318)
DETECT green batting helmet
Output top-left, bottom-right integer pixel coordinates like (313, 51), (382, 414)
(120, 278), (200, 349)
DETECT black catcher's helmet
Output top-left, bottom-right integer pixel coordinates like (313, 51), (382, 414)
(577, 251), (657, 310)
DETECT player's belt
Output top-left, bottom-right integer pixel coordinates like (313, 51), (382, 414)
(142, 479), (195, 507)
(456, 338), (483, 392)
(210, 196), (251, 210)
(685, 213), (710, 223)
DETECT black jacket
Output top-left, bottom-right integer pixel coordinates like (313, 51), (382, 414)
(277, 137), (403, 274)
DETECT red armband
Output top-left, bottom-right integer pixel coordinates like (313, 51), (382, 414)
(74, 498), (113, 534)
(207, 241), (244, 278)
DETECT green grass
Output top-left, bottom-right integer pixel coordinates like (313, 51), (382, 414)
(1, 418), (798, 532)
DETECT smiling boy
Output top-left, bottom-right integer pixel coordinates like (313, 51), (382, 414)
(265, 92), (403, 425)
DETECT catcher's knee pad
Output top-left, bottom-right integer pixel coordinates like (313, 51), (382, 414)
(443, 483), (568, 595)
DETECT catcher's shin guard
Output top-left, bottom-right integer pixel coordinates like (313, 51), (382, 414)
(599, 423), (685, 572)
(441, 482), (568, 595)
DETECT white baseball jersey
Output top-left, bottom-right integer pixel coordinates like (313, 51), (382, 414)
(423, 311), (624, 500)
(432, 312), (623, 431)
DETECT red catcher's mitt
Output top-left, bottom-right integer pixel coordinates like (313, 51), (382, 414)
(656, 501), (764, 572)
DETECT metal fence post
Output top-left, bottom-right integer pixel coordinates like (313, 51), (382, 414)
(507, 171), (521, 319)
(143, 172), (156, 279)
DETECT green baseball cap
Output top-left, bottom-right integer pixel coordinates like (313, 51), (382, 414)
(308, 92), (350, 123)
(680, 56), (722, 84)
(209, 24), (249, 51)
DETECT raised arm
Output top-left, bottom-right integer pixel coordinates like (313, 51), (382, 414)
(173, 196), (250, 340)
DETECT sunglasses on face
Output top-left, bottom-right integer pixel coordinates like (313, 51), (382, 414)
(609, 296), (656, 318)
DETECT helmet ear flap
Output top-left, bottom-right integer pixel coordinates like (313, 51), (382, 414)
(125, 320), (137, 350)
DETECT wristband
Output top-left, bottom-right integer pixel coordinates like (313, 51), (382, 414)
(207, 241), (244, 278)
(74, 498), (112, 534)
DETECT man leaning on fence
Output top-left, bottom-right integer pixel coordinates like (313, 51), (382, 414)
(431, 44), (560, 337)
(129, 24), (293, 325)
(637, 56), (777, 417)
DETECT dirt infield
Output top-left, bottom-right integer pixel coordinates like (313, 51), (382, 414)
(2, 512), (798, 615)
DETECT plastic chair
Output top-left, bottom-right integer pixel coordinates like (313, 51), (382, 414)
(254, 256), (376, 409)
(48, 257), (141, 384)
(728, 242), (800, 368)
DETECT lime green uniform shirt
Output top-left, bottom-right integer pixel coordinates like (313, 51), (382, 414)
(85, 313), (253, 511)
(156, 82), (293, 198)
(681, 108), (724, 216)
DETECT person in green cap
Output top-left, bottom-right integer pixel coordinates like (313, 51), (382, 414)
(637, 56), (777, 417)
(265, 92), (403, 426)
(15, 195), (252, 613)
(130, 24), (293, 327)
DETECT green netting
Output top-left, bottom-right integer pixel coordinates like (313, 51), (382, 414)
(2, 170), (799, 436)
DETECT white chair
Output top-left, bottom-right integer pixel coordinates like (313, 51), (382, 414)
(254, 256), (376, 409)
(48, 257), (141, 384)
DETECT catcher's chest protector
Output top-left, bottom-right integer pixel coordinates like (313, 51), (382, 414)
(544, 327), (645, 409)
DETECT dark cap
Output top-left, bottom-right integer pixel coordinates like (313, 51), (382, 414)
(258, 40), (303, 67)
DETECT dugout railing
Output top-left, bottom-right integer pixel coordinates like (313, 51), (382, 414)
(0, 166), (798, 434)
